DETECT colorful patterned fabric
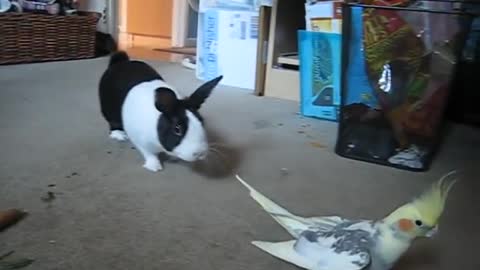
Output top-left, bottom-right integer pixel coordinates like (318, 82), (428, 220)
(362, 0), (428, 107)
(362, 0), (412, 7)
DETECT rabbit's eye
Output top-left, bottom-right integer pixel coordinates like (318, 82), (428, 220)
(174, 124), (183, 136)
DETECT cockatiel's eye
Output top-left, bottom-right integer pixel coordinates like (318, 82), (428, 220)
(415, 220), (423, 226)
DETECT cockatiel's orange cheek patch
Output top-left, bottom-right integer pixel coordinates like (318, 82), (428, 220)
(399, 219), (414, 232)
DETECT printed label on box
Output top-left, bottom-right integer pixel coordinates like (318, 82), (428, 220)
(204, 11), (219, 80)
(197, 9), (259, 90)
(299, 30), (342, 121)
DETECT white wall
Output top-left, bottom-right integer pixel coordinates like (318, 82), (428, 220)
(77, 0), (106, 12)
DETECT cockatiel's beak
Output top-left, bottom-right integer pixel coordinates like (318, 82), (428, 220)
(425, 225), (439, 238)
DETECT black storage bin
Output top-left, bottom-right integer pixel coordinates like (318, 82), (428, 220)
(447, 2), (480, 127)
(335, 1), (476, 171)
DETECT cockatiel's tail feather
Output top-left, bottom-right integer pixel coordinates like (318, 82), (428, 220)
(251, 240), (315, 269)
(236, 175), (353, 237)
(235, 174), (309, 237)
(411, 170), (458, 226)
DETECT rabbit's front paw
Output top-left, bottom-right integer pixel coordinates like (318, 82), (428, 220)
(143, 158), (163, 172)
(110, 130), (128, 141)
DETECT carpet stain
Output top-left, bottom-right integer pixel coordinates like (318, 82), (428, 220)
(310, 142), (327, 149)
(253, 120), (271, 130)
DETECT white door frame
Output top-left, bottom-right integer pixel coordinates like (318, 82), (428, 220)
(106, 0), (118, 40)
(172, 0), (189, 48)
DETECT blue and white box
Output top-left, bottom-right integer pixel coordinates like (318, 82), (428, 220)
(298, 30), (342, 121)
(196, 8), (259, 90)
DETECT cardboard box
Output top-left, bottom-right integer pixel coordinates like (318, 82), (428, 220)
(196, 8), (260, 90)
(305, 0), (343, 33)
(199, 0), (272, 12)
(297, 1), (344, 120)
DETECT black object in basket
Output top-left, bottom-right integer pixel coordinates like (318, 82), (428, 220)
(335, 1), (476, 171)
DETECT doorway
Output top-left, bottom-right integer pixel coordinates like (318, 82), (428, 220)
(184, 2), (198, 48)
(161, 0), (199, 56)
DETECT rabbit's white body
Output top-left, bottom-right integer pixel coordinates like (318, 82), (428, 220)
(122, 79), (167, 171)
(98, 51), (222, 172)
(121, 79), (207, 171)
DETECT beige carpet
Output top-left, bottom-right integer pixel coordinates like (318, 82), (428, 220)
(0, 56), (479, 270)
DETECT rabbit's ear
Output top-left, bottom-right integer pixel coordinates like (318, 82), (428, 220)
(155, 88), (179, 115)
(187, 75), (223, 110)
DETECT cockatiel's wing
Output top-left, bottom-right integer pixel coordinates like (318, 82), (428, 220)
(252, 241), (370, 270)
(251, 240), (316, 269)
(252, 221), (373, 270)
(308, 216), (352, 232)
(235, 175), (349, 238)
(235, 175), (374, 270)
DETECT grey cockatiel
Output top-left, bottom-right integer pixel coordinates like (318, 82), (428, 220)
(235, 171), (458, 270)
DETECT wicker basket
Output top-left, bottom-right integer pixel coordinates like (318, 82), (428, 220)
(0, 11), (100, 65)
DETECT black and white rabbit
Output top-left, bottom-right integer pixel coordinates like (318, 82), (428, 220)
(98, 51), (223, 172)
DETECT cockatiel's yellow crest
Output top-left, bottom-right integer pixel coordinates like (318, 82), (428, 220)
(385, 170), (458, 228)
(410, 170), (458, 226)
